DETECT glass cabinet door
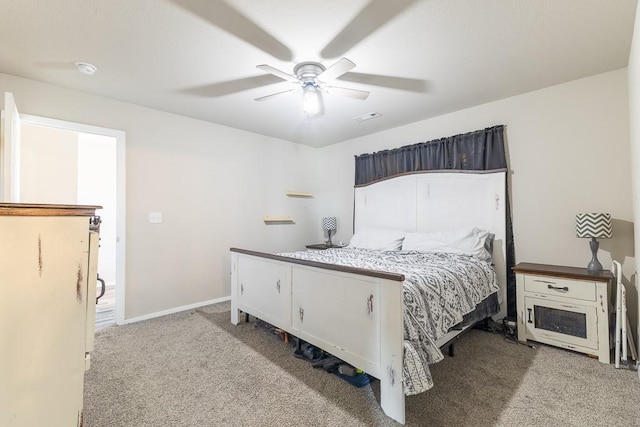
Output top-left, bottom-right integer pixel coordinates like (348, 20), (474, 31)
(524, 297), (598, 350)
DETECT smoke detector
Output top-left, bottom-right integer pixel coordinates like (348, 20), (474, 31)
(75, 62), (97, 75)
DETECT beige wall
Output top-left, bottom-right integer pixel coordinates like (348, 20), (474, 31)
(628, 3), (640, 345)
(20, 123), (78, 204)
(317, 69), (636, 335)
(0, 73), (320, 320)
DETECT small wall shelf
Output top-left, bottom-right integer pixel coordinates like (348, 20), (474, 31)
(263, 216), (295, 224)
(285, 191), (314, 198)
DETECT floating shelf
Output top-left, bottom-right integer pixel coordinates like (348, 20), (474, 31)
(285, 191), (314, 198)
(263, 216), (295, 224)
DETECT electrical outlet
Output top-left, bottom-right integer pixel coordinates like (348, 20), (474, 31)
(149, 212), (162, 224)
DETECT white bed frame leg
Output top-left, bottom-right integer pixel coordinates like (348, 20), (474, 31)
(379, 279), (406, 424)
(380, 355), (405, 424)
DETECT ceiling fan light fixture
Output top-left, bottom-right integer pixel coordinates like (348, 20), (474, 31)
(302, 84), (321, 116)
(256, 58), (366, 114)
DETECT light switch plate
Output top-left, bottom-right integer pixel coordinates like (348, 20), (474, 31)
(149, 212), (162, 224)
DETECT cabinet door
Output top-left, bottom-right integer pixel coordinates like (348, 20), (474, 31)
(524, 296), (598, 349)
(237, 256), (291, 330)
(0, 216), (90, 426)
(291, 266), (380, 372)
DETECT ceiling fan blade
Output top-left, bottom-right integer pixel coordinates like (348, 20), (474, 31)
(171, 0), (293, 61)
(325, 86), (370, 100)
(337, 72), (428, 93)
(316, 58), (356, 83)
(181, 74), (285, 97)
(320, 0), (418, 59)
(254, 89), (298, 102)
(256, 64), (300, 83)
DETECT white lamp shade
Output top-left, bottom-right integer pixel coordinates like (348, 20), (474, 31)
(576, 213), (612, 239)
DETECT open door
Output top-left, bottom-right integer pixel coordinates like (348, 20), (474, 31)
(0, 92), (21, 202)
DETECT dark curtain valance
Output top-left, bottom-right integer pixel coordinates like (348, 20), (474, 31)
(354, 125), (516, 318)
(355, 126), (507, 185)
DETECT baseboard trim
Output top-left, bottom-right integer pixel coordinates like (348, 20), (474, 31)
(123, 296), (231, 325)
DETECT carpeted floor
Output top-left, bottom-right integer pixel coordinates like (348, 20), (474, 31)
(84, 302), (640, 426)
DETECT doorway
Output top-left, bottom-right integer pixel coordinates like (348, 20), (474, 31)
(20, 114), (126, 327)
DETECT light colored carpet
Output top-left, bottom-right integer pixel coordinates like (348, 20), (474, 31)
(84, 302), (640, 426)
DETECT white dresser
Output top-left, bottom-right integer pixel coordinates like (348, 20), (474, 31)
(514, 262), (612, 363)
(0, 203), (101, 427)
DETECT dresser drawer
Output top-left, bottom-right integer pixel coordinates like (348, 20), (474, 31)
(524, 274), (596, 302)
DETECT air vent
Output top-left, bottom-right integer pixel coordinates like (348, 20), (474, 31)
(353, 112), (382, 122)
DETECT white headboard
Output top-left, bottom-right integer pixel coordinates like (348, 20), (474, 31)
(354, 170), (507, 319)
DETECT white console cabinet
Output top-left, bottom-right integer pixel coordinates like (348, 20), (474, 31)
(0, 203), (101, 427)
(514, 263), (612, 363)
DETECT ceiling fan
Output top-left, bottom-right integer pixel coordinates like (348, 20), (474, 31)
(254, 57), (369, 115)
(173, 0), (425, 114)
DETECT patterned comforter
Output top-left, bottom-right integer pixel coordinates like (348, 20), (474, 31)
(278, 247), (499, 395)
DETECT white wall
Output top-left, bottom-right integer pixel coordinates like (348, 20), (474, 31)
(0, 73), (319, 320)
(20, 123), (78, 204)
(317, 69), (636, 335)
(628, 3), (640, 347)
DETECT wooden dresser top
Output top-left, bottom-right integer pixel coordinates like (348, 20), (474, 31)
(0, 203), (101, 217)
(513, 262), (613, 282)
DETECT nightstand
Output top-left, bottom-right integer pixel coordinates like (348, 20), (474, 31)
(513, 262), (613, 363)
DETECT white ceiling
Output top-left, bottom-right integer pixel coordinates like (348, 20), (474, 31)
(0, 0), (637, 147)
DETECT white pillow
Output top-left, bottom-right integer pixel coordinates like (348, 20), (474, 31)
(348, 227), (406, 251)
(402, 227), (493, 261)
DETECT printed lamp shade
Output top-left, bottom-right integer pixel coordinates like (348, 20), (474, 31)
(576, 213), (612, 239)
(322, 217), (337, 231)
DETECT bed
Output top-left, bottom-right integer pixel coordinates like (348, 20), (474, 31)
(230, 169), (507, 424)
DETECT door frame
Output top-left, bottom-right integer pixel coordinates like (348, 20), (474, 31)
(21, 114), (126, 325)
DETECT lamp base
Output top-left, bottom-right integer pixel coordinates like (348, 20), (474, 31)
(587, 238), (603, 273)
(326, 230), (334, 248)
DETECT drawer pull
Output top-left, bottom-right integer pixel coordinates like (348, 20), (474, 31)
(547, 284), (569, 292)
(276, 279), (281, 293)
(527, 308), (533, 324)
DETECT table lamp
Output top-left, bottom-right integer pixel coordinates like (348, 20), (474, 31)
(322, 217), (337, 247)
(576, 213), (612, 272)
